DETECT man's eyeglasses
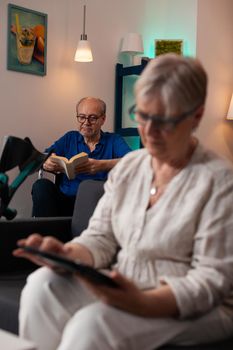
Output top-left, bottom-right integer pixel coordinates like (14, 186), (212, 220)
(128, 104), (201, 132)
(76, 114), (102, 124)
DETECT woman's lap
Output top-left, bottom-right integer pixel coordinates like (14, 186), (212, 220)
(20, 267), (233, 350)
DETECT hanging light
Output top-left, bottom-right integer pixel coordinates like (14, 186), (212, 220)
(74, 5), (93, 62)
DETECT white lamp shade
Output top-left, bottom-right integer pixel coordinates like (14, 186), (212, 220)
(226, 93), (233, 120)
(121, 33), (144, 54)
(74, 40), (93, 62)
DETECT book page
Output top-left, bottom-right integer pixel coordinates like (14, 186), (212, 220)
(50, 155), (68, 163)
(66, 153), (88, 179)
(69, 152), (88, 163)
(65, 162), (75, 179)
(49, 156), (70, 178)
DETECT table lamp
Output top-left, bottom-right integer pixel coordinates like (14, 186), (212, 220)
(121, 33), (144, 66)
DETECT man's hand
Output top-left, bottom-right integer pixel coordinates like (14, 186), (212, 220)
(43, 153), (64, 173)
(75, 158), (119, 175)
(74, 158), (102, 174)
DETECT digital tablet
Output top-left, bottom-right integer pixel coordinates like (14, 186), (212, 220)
(18, 245), (119, 289)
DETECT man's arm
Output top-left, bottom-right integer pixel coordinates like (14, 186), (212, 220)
(96, 159), (120, 171)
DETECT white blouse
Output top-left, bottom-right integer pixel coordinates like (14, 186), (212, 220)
(73, 143), (233, 320)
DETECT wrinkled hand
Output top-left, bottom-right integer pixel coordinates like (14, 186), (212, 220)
(13, 234), (72, 271)
(75, 158), (102, 175)
(80, 270), (151, 316)
(43, 153), (64, 173)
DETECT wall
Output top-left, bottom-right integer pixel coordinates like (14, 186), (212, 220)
(196, 0), (233, 160)
(121, 0), (197, 130)
(0, 0), (232, 217)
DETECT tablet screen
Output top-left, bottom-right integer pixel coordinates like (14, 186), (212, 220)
(18, 245), (119, 289)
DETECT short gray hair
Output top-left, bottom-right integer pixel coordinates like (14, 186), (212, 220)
(77, 97), (106, 115)
(135, 54), (207, 116)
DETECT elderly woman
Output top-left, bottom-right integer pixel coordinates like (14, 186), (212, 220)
(14, 54), (233, 350)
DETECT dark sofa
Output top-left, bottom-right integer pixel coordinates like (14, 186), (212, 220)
(0, 179), (232, 349)
(0, 217), (71, 334)
(0, 179), (105, 334)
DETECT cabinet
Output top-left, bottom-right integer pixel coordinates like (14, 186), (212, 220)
(114, 60), (148, 148)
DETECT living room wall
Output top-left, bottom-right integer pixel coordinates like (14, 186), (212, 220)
(0, 0), (232, 217)
(196, 0), (233, 160)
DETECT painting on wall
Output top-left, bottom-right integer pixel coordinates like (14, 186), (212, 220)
(7, 4), (47, 76)
(155, 40), (183, 57)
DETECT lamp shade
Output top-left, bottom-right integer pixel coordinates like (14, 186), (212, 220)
(74, 39), (93, 62)
(74, 5), (93, 62)
(226, 93), (233, 120)
(121, 33), (144, 54)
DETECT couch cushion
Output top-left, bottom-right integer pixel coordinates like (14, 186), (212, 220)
(0, 217), (71, 272)
(159, 337), (233, 349)
(0, 273), (28, 334)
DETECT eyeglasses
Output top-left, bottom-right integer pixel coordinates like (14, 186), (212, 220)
(76, 114), (102, 124)
(129, 104), (201, 132)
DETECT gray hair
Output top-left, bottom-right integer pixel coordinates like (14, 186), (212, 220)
(77, 97), (106, 115)
(135, 54), (207, 116)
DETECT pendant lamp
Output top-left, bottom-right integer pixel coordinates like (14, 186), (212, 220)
(74, 5), (93, 62)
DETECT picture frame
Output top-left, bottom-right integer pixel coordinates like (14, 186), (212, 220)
(155, 40), (183, 57)
(7, 4), (47, 76)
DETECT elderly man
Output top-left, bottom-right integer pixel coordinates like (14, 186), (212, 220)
(32, 97), (131, 217)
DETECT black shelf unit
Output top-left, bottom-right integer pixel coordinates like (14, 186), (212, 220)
(114, 60), (148, 143)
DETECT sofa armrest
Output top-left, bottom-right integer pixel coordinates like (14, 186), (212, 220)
(71, 180), (105, 237)
(0, 217), (72, 273)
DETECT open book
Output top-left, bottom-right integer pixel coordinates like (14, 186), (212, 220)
(50, 152), (88, 180)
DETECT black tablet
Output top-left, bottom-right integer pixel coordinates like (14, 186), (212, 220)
(18, 245), (119, 289)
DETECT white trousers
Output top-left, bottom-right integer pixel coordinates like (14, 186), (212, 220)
(19, 267), (233, 350)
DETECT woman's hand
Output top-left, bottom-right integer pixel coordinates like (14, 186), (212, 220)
(13, 234), (94, 271)
(80, 270), (179, 318)
(13, 234), (71, 269)
(79, 270), (151, 316)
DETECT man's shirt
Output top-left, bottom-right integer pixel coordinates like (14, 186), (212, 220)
(46, 130), (132, 196)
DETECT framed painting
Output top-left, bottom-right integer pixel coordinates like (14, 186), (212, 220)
(155, 40), (183, 57)
(7, 4), (47, 76)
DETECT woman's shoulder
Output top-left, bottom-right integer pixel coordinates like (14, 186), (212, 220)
(193, 143), (233, 183)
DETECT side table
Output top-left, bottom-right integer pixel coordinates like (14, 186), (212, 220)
(0, 329), (36, 350)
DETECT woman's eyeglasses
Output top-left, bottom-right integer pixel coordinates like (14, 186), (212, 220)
(128, 104), (200, 132)
(76, 114), (102, 124)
